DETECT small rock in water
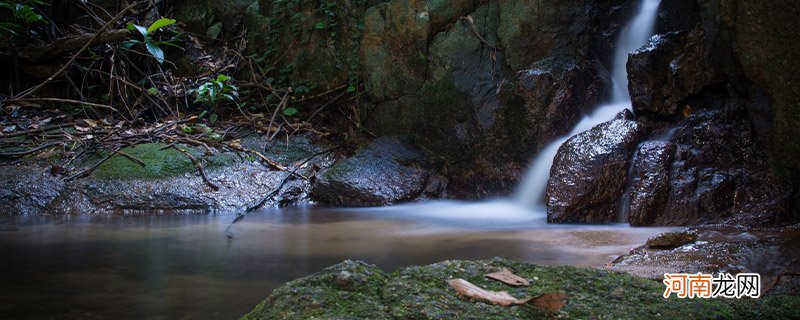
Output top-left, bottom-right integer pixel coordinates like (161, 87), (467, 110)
(646, 231), (698, 249)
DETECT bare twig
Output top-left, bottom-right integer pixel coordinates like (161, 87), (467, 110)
(170, 144), (220, 191)
(13, 1), (146, 100)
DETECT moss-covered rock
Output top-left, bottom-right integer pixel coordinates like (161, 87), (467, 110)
(361, 0), (430, 101)
(243, 258), (800, 319)
(92, 143), (235, 180)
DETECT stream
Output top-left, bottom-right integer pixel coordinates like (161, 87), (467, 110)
(0, 202), (676, 319)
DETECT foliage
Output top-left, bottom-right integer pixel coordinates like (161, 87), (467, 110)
(190, 74), (239, 108)
(247, 0), (368, 118)
(0, 0), (47, 38)
(124, 18), (179, 64)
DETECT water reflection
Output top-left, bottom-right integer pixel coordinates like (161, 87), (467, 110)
(0, 204), (675, 319)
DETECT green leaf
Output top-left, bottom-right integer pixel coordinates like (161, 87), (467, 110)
(198, 110), (208, 118)
(147, 87), (159, 95)
(120, 40), (139, 48)
(209, 114), (218, 124)
(347, 85), (356, 93)
(313, 22), (325, 30)
(216, 74), (231, 82)
(145, 43), (165, 64)
(147, 18), (176, 34)
(283, 107), (298, 116)
(127, 23), (148, 37)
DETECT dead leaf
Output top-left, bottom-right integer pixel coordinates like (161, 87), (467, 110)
(486, 268), (530, 287)
(529, 293), (568, 312)
(81, 119), (98, 128)
(447, 278), (529, 306)
(447, 279), (567, 311)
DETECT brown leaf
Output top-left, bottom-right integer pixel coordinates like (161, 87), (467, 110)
(81, 119), (98, 128)
(447, 278), (529, 306)
(447, 279), (567, 311)
(486, 268), (530, 287)
(530, 293), (568, 312)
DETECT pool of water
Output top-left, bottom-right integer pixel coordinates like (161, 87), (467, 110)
(0, 201), (676, 319)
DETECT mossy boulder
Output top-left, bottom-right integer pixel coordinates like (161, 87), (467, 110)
(243, 258), (800, 319)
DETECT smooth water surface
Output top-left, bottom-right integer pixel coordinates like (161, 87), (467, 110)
(0, 202), (676, 319)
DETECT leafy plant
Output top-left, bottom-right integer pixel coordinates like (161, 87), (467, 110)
(0, 0), (47, 37)
(190, 74), (239, 108)
(124, 18), (179, 64)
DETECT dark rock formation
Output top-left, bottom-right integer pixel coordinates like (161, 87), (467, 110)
(627, 103), (794, 227)
(627, 26), (724, 117)
(628, 141), (675, 226)
(311, 137), (433, 206)
(546, 119), (647, 224)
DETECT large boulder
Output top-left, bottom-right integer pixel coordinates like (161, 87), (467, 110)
(627, 26), (725, 117)
(311, 137), (431, 206)
(546, 118), (647, 224)
(626, 104), (795, 227)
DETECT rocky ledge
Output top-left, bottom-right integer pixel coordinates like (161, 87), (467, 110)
(242, 258), (800, 319)
(0, 134), (445, 215)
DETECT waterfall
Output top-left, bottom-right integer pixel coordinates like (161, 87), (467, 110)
(515, 0), (662, 210)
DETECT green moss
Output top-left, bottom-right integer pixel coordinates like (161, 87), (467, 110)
(322, 160), (355, 180)
(91, 143), (236, 180)
(243, 258), (800, 320)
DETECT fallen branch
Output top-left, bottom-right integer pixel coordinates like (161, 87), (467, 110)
(0, 142), (60, 157)
(66, 152), (115, 182)
(0, 124), (71, 139)
(4, 98), (117, 111)
(17, 29), (131, 63)
(225, 145), (345, 238)
(171, 144), (220, 191)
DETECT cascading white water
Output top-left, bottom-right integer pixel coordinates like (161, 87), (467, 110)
(516, 0), (661, 210)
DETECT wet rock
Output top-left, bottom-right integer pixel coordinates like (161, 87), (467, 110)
(0, 165), (66, 215)
(547, 119), (647, 224)
(311, 137), (429, 207)
(0, 136), (332, 215)
(628, 141), (676, 226)
(516, 58), (611, 151)
(627, 27), (724, 117)
(625, 104), (795, 227)
(646, 231), (698, 249)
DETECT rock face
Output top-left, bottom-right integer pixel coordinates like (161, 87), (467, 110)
(628, 141), (676, 226)
(361, 0), (629, 197)
(626, 104), (794, 227)
(627, 26), (724, 117)
(546, 119), (647, 224)
(311, 137), (432, 207)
